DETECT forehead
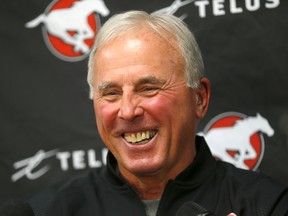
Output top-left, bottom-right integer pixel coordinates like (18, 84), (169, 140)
(93, 28), (185, 84)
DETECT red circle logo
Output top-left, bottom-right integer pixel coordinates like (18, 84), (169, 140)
(38, 0), (109, 61)
(202, 112), (274, 170)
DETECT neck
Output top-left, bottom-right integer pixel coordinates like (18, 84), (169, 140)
(118, 156), (195, 200)
(129, 176), (168, 200)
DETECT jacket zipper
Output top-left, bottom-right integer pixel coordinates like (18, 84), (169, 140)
(155, 180), (174, 216)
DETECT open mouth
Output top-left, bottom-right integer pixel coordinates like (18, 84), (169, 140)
(123, 131), (157, 144)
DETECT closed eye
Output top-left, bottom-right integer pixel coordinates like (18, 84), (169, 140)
(97, 82), (122, 100)
(135, 76), (166, 96)
(104, 90), (120, 96)
(104, 90), (122, 97)
(144, 86), (159, 91)
(138, 85), (161, 96)
(100, 89), (122, 101)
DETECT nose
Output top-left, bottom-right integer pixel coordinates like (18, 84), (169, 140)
(118, 93), (144, 121)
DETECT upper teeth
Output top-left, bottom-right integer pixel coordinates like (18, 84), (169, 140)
(124, 131), (156, 143)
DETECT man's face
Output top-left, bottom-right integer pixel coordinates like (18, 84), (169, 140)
(92, 29), (209, 180)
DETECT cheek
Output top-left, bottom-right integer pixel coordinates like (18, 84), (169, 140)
(145, 91), (195, 124)
(144, 95), (177, 121)
(94, 101), (118, 130)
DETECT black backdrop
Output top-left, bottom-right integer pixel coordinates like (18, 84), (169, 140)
(1, 0), (287, 204)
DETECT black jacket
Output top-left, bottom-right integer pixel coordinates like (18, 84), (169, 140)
(28, 136), (288, 216)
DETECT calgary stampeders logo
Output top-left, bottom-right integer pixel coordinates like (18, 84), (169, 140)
(200, 112), (274, 170)
(25, 0), (110, 62)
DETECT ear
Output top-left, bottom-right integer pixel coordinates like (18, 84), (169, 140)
(195, 77), (210, 119)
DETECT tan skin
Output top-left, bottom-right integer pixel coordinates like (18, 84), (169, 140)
(92, 28), (210, 200)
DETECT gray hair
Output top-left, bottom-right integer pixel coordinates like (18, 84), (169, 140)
(87, 10), (204, 99)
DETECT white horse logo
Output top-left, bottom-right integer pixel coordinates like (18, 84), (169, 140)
(25, 0), (110, 54)
(152, 0), (195, 19)
(201, 113), (274, 170)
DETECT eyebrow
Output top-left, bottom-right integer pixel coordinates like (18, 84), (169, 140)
(97, 82), (118, 92)
(137, 76), (166, 86)
(97, 76), (166, 92)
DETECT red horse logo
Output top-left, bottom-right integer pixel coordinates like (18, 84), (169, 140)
(25, 0), (110, 61)
(200, 113), (274, 170)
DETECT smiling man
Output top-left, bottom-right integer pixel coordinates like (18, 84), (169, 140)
(4, 10), (287, 216)
(90, 14), (210, 200)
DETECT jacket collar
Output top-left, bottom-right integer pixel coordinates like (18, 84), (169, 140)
(103, 136), (217, 187)
(174, 136), (217, 185)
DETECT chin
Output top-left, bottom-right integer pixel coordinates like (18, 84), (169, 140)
(124, 158), (164, 176)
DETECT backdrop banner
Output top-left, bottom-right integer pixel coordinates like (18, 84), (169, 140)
(1, 0), (287, 204)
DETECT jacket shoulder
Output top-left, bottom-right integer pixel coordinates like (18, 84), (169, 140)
(28, 168), (104, 216)
(217, 161), (288, 215)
